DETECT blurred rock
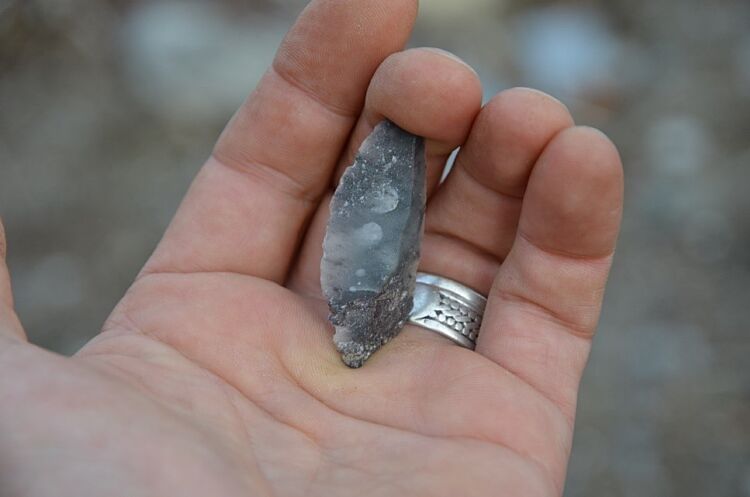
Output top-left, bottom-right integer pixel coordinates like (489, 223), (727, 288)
(679, 209), (734, 264)
(736, 34), (750, 96)
(624, 322), (713, 381)
(419, 0), (502, 21)
(645, 115), (714, 177)
(121, 1), (286, 123)
(14, 252), (86, 313)
(511, 5), (623, 99)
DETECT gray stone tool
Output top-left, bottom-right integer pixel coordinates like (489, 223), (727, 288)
(321, 120), (426, 368)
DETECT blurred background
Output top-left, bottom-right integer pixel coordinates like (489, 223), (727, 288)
(0, 0), (748, 494)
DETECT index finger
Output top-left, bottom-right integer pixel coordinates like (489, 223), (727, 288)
(143, 0), (419, 282)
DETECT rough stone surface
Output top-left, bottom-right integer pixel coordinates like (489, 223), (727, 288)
(321, 120), (426, 368)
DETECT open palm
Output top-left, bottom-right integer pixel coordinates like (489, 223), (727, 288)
(0, 1), (623, 496)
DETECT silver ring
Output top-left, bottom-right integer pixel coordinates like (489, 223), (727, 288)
(408, 272), (487, 349)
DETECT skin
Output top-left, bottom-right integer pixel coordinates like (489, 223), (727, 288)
(0, 1), (624, 496)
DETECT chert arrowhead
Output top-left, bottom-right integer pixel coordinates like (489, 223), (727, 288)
(321, 120), (426, 368)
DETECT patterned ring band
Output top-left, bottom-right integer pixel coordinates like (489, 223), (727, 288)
(408, 272), (487, 350)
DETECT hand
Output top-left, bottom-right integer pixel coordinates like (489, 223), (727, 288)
(0, 1), (623, 496)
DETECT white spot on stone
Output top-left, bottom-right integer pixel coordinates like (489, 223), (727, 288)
(334, 326), (353, 342)
(369, 184), (399, 214)
(354, 222), (383, 245)
(355, 268), (367, 277)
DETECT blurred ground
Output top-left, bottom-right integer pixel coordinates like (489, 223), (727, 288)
(1, 0), (748, 495)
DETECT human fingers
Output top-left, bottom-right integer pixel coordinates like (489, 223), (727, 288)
(287, 47), (482, 296)
(421, 88), (574, 292)
(477, 126), (624, 421)
(143, 0), (419, 282)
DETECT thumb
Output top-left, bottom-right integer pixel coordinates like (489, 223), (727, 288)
(0, 218), (26, 343)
